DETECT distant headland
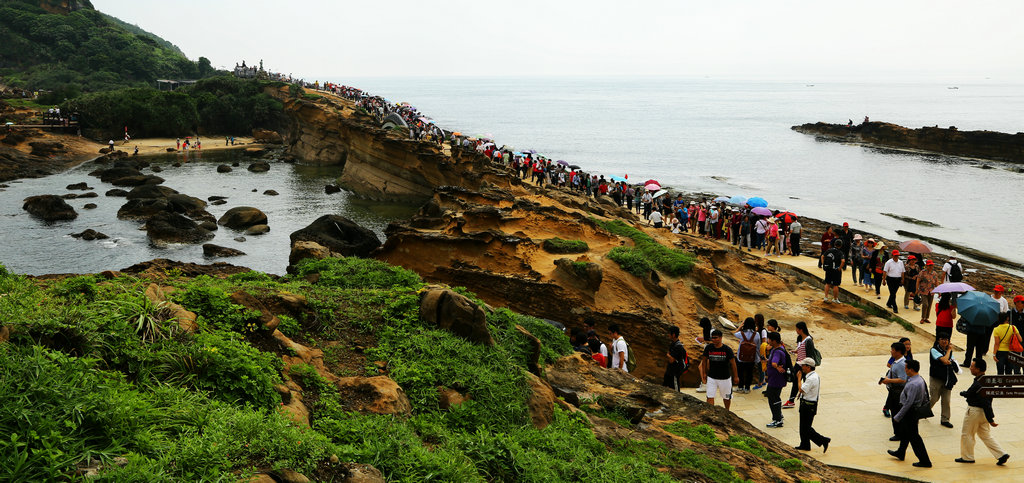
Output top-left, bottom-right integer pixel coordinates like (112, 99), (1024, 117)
(792, 121), (1024, 164)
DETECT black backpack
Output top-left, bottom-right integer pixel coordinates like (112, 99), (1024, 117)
(948, 260), (963, 282)
(772, 346), (794, 382)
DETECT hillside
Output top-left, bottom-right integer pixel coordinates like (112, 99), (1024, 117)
(0, 0), (215, 99)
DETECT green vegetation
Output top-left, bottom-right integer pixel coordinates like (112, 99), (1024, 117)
(595, 219), (696, 276)
(64, 76), (285, 138)
(542, 237), (589, 254)
(664, 422), (801, 472)
(0, 1), (217, 94)
(848, 300), (914, 332)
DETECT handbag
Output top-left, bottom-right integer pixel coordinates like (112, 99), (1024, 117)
(915, 404), (934, 419)
(944, 364), (958, 390)
(955, 318), (969, 335)
(1010, 327), (1024, 353)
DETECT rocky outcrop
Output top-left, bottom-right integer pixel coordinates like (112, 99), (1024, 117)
(142, 283), (198, 333)
(218, 206), (267, 229)
(334, 376), (412, 415)
(270, 88), (516, 202)
(144, 212), (214, 246)
(419, 286), (494, 346)
(23, 195), (77, 221)
(289, 215), (381, 259)
(229, 290), (280, 331)
(70, 229), (108, 241)
(202, 243), (245, 258)
(253, 128), (284, 144)
(553, 258), (603, 292)
(793, 121), (1024, 163)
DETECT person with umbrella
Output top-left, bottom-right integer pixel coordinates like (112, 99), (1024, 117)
(959, 291), (1001, 366)
(917, 260), (944, 325)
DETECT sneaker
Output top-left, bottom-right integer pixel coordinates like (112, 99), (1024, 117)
(883, 408), (891, 418)
(782, 400), (795, 409)
(904, 305), (910, 309)
(696, 383), (706, 393)
(766, 420), (784, 428)
(941, 421), (954, 428)
(823, 298), (831, 304)
(998, 454), (1010, 466)
(955, 458), (975, 463)
(753, 383), (765, 390)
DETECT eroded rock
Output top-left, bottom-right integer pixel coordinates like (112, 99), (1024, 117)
(218, 206), (267, 229)
(418, 287), (494, 346)
(23, 195), (77, 221)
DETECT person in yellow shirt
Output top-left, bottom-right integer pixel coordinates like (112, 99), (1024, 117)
(992, 313), (1022, 375)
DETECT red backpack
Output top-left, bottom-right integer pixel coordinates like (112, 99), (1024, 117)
(738, 332), (757, 363)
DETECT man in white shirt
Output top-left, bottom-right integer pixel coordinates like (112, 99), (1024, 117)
(795, 357), (830, 452)
(993, 285), (1009, 314)
(649, 209), (663, 228)
(883, 250), (906, 314)
(943, 251), (964, 283)
(609, 324), (629, 373)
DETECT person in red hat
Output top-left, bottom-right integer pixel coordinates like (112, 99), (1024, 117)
(903, 255), (920, 311)
(882, 250), (906, 313)
(992, 285), (1009, 315)
(1012, 295), (1024, 338)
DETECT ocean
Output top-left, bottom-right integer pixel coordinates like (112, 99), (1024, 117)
(330, 76), (1024, 270)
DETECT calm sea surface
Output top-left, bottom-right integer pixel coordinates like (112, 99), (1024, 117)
(333, 76), (1024, 269)
(2, 78), (1023, 275)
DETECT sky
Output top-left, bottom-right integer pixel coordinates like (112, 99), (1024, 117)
(92, 0), (1024, 83)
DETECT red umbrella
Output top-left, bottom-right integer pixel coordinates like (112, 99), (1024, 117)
(642, 179), (660, 187)
(898, 240), (933, 254)
(776, 211), (798, 224)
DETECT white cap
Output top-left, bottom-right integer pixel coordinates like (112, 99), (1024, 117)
(799, 357), (816, 368)
(949, 250), (958, 258)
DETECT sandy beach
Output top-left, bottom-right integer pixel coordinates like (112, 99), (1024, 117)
(115, 136), (258, 156)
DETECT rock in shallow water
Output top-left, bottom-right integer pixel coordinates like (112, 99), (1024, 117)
(202, 243), (245, 257)
(23, 195), (77, 221)
(218, 206), (267, 229)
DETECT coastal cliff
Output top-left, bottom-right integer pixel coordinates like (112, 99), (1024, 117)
(792, 121), (1024, 163)
(272, 88), (511, 202)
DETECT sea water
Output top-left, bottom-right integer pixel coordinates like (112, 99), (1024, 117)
(331, 76), (1024, 269)
(0, 149), (417, 275)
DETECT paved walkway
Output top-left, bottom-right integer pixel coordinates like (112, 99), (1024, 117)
(704, 244), (1020, 481)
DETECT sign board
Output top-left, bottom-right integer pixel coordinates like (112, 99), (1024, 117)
(979, 374), (1024, 387)
(1008, 352), (1024, 368)
(978, 387), (1024, 398)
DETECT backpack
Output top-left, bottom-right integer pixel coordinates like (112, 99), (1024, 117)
(805, 337), (822, 367)
(948, 260), (963, 282)
(670, 340), (689, 374)
(772, 346), (794, 382)
(824, 249), (841, 270)
(738, 332), (757, 362)
(615, 338), (637, 373)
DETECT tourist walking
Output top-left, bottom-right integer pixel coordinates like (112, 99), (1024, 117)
(818, 226), (835, 268)
(917, 260), (943, 325)
(734, 318), (761, 393)
(850, 235), (864, 285)
(701, 329), (739, 410)
(867, 241), (887, 299)
(928, 335), (958, 428)
(956, 358), (1010, 465)
(783, 322), (815, 409)
(991, 313), (1022, 375)
(903, 256), (920, 310)
(609, 324), (629, 373)
(788, 218), (802, 256)
(764, 332), (789, 428)
(880, 342), (908, 439)
(821, 239), (845, 303)
(888, 359), (933, 468)
(943, 251), (964, 283)
(882, 250), (905, 313)
(663, 326), (688, 391)
(1012, 295), (1024, 336)
(794, 358), (830, 452)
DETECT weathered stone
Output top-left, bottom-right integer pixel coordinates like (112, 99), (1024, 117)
(216, 164), (232, 173)
(111, 174), (164, 187)
(289, 215), (381, 259)
(335, 376), (412, 415)
(263, 189), (279, 196)
(143, 283), (198, 333)
(66, 182), (91, 190)
(211, 199), (227, 205)
(553, 258), (602, 291)
(218, 206), (267, 229)
(418, 287), (494, 346)
(288, 241), (337, 269)
(271, 469), (310, 483)
(229, 291), (279, 331)
(126, 184), (177, 200)
(525, 372), (555, 429)
(437, 386), (471, 410)
(202, 243), (245, 257)
(105, 188), (129, 197)
(78, 192), (97, 198)
(253, 128), (284, 144)
(23, 195), (77, 221)
(248, 161), (270, 172)
(324, 184), (341, 194)
(339, 463), (385, 483)
(145, 211), (214, 245)
(82, 203), (97, 209)
(70, 229), (108, 241)
(117, 198), (171, 220)
(245, 224), (270, 235)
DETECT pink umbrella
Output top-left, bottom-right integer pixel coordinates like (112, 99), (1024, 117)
(931, 282), (975, 294)
(751, 207), (772, 216)
(645, 183), (660, 191)
(642, 179), (660, 187)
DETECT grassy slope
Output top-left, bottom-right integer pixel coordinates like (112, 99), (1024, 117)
(0, 258), (771, 481)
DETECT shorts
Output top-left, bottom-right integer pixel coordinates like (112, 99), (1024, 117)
(706, 377), (733, 400)
(824, 269), (841, 286)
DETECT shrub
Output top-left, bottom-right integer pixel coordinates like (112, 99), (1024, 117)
(173, 280), (261, 333)
(541, 237), (589, 254)
(292, 257), (422, 290)
(191, 331), (282, 409)
(596, 219), (696, 276)
(606, 246), (653, 276)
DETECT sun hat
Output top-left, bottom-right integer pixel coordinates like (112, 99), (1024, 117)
(925, 260), (934, 266)
(843, 222), (849, 227)
(853, 234), (863, 241)
(799, 357), (816, 368)
(994, 285), (1005, 292)
(908, 255), (916, 260)
(950, 250), (958, 258)
(892, 250), (900, 256)
(1014, 295), (1024, 303)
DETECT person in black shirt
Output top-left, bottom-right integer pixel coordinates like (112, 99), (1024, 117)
(821, 239), (846, 304)
(701, 330), (739, 410)
(956, 358), (1010, 465)
(663, 326), (688, 391)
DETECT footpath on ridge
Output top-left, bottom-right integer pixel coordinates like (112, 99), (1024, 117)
(714, 245), (1021, 482)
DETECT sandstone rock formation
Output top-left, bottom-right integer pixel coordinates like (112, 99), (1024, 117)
(288, 215), (381, 259)
(202, 243), (245, 257)
(253, 128), (284, 144)
(418, 286), (494, 346)
(144, 212), (214, 246)
(334, 376), (412, 415)
(218, 206), (267, 229)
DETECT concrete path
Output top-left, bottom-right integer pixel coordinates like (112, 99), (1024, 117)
(703, 245), (1020, 481)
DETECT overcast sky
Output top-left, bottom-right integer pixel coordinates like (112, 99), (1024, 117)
(92, 0), (1024, 82)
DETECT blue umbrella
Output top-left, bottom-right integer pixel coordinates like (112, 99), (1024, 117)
(747, 196), (768, 208)
(728, 195), (747, 205)
(957, 291), (1000, 327)
(714, 196), (731, 202)
(610, 175), (627, 182)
